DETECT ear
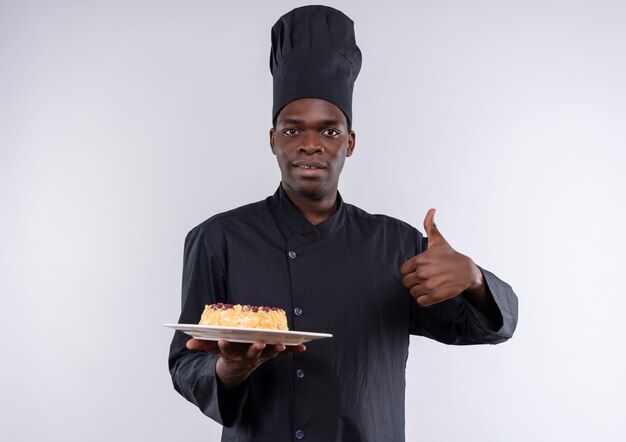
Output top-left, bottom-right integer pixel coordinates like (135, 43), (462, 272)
(269, 127), (276, 154)
(346, 130), (356, 157)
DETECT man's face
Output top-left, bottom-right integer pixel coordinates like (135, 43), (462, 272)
(270, 98), (355, 200)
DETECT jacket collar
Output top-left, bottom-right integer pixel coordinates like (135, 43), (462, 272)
(269, 183), (347, 245)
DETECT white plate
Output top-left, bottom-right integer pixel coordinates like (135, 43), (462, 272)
(163, 324), (332, 345)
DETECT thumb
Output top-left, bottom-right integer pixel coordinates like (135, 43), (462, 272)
(423, 208), (445, 248)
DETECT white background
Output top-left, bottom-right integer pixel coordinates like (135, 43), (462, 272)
(1, 1), (625, 441)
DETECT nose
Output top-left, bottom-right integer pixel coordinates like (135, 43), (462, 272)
(297, 133), (323, 155)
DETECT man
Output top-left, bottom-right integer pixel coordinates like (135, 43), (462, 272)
(169, 5), (518, 442)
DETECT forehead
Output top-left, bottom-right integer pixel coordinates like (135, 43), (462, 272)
(276, 98), (347, 126)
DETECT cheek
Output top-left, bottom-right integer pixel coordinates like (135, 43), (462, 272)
(274, 152), (289, 173)
(329, 148), (349, 168)
(327, 157), (347, 179)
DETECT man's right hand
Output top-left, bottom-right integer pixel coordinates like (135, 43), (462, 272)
(186, 339), (306, 389)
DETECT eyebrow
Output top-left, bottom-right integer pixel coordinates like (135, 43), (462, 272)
(278, 118), (344, 127)
(321, 119), (343, 127)
(280, 118), (305, 126)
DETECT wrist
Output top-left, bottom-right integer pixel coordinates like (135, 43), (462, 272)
(465, 261), (486, 297)
(216, 358), (250, 390)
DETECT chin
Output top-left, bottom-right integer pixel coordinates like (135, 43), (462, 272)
(296, 186), (326, 200)
(286, 179), (334, 200)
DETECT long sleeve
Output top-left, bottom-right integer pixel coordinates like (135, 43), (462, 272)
(409, 238), (519, 345)
(168, 227), (249, 427)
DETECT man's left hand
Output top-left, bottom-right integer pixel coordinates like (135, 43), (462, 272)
(400, 208), (485, 307)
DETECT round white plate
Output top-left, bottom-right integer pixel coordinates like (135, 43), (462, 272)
(163, 323), (332, 345)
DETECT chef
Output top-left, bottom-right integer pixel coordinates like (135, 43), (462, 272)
(169, 5), (518, 441)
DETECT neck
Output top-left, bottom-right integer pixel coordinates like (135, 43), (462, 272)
(282, 183), (338, 225)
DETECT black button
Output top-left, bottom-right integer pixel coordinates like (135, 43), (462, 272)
(294, 307), (303, 316)
(295, 429), (304, 439)
(288, 251), (297, 259)
(296, 369), (304, 378)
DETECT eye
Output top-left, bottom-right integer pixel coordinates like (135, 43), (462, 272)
(322, 129), (340, 137)
(282, 128), (300, 136)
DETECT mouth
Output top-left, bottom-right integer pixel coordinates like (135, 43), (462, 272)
(293, 163), (326, 170)
(292, 162), (326, 177)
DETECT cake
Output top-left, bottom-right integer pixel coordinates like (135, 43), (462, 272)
(199, 303), (289, 330)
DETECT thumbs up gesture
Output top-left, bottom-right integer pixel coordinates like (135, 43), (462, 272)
(400, 209), (485, 307)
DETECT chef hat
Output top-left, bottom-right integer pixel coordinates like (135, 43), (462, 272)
(270, 5), (362, 126)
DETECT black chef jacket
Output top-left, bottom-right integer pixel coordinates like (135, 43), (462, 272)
(168, 186), (518, 442)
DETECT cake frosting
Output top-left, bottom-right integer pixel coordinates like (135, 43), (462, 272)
(199, 303), (288, 330)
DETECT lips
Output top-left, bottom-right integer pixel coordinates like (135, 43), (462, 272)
(293, 162), (325, 169)
(291, 162), (326, 179)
